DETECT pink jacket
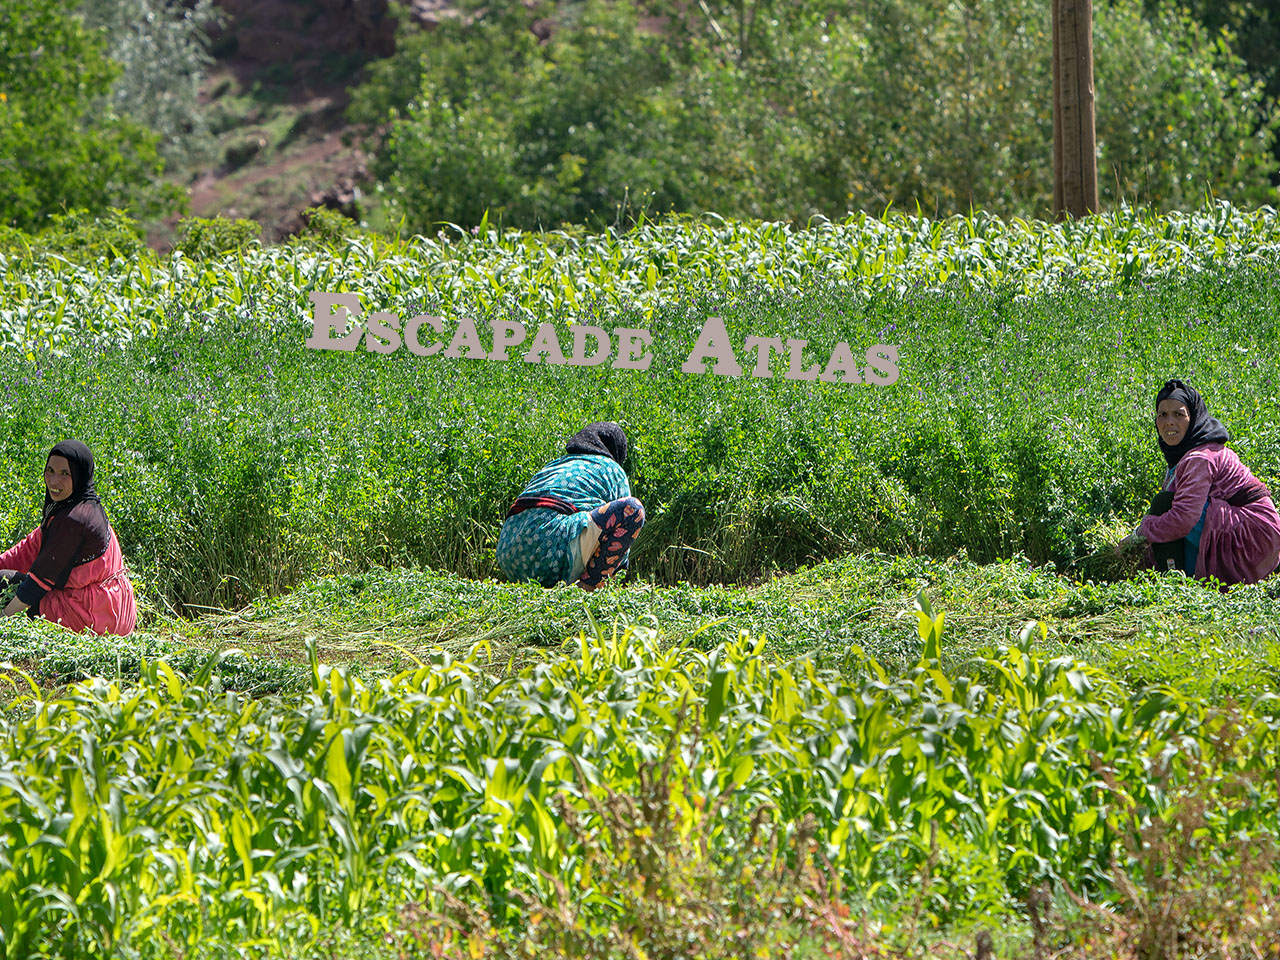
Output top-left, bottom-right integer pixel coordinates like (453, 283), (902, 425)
(1138, 444), (1280, 588)
(0, 524), (137, 636)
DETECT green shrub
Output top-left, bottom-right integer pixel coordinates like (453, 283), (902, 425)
(0, 209), (147, 264)
(291, 206), (366, 249)
(37, 208), (147, 263)
(78, 0), (225, 171)
(0, 0), (185, 231)
(173, 214), (262, 260)
(366, 0), (693, 232)
(0, 225), (34, 259)
(1094, 1), (1279, 210)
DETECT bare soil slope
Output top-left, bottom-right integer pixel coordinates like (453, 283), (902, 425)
(156, 0), (459, 249)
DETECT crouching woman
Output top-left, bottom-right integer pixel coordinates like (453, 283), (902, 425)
(0, 441), (138, 635)
(1118, 380), (1280, 588)
(496, 422), (645, 591)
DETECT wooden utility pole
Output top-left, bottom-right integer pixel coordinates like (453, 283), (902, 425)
(1052, 0), (1099, 218)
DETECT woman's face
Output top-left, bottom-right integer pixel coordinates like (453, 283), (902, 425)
(1156, 399), (1191, 446)
(45, 455), (73, 502)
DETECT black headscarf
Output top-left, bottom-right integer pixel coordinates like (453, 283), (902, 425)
(1155, 379), (1229, 469)
(16, 440), (112, 598)
(42, 440), (102, 526)
(565, 422), (628, 465)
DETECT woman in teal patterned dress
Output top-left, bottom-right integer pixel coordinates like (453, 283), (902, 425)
(496, 422), (646, 591)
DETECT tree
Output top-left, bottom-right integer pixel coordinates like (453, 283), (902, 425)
(77, 0), (225, 171)
(1053, 0), (1099, 217)
(350, 0), (1277, 227)
(0, 0), (185, 231)
(1092, 2), (1277, 209)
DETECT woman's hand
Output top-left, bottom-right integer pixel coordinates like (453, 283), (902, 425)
(1113, 531), (1147, 557)
(0, 573), (26, 618)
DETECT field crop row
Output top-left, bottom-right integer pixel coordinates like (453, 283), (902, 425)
(1, 199), (1279, 953)
(2, 201), (1279, 353)
(2, 607), (1277, 958)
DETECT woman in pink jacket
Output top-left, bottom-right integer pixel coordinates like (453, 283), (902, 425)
(0, 441), (137, 635)
(1119, 380), (1280, 588)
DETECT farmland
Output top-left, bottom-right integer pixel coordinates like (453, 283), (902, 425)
(2, 203), (1280, 957)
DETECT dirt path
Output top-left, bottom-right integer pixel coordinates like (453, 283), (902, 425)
(154, 0), (463, 249)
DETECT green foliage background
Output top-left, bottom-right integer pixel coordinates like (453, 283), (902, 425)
(351, 0), (1280, 232)
(0, 0), (186, 232)
(3, 0), (1280, 236)
(77, 0), (225, 170)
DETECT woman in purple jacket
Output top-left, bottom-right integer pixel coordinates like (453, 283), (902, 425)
(1118, 379), (1280, 587)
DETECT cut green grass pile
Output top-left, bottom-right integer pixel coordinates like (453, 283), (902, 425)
(7, 554), (1280, 705)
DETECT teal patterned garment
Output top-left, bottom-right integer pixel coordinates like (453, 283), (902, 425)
(1163, 466), (1210, 576)
(496, 454), (630, 586)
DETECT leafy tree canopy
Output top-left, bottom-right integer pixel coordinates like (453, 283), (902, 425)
(349, 0), (1278, 232)
(0, 0), (185, 232)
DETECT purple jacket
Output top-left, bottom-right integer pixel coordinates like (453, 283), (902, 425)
(1138, 444), (1280, 588)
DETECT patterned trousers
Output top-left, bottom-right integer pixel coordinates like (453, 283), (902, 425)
(578, 497), (645, 590)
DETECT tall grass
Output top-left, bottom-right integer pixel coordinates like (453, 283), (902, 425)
(1, 250), (1277, 610)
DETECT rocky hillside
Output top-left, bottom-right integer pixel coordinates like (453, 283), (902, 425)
(159, 0), (459, 249)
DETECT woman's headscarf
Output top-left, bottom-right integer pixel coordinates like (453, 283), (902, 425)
(565, 422), (628, 466)
(1155, 379), (1229, 468)
(42, 441), (103, 525)
(27, 441), (111, 592)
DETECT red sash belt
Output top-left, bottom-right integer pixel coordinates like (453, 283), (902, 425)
(506, 495), (580, 519)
